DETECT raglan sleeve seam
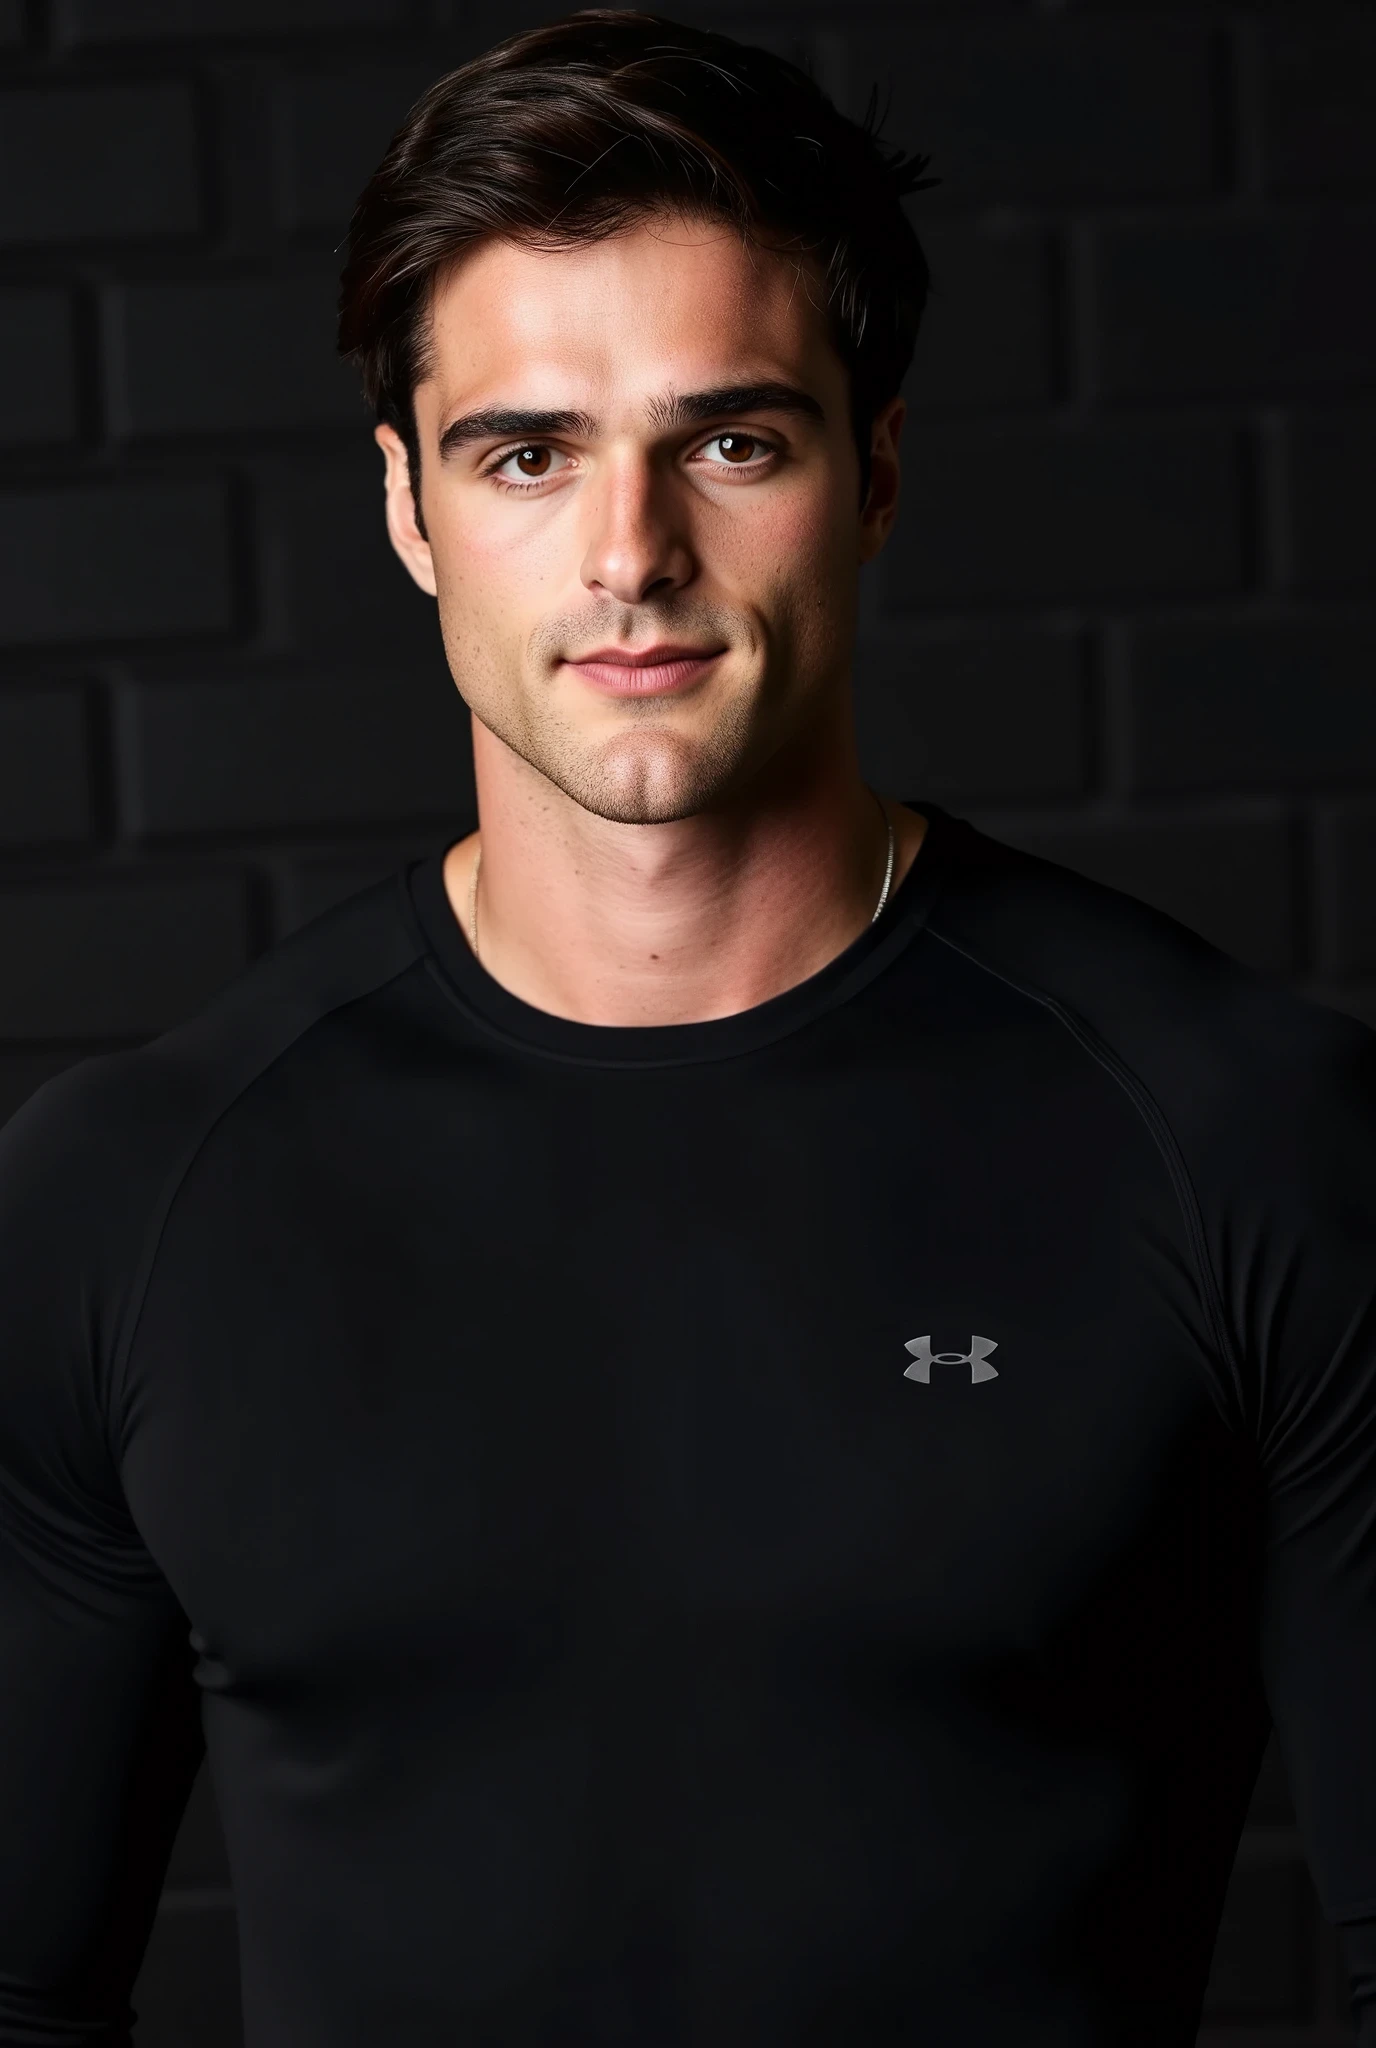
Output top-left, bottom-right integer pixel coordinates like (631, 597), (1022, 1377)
(925, 926), (1249, 1431)
(103, 957), (423, 1460)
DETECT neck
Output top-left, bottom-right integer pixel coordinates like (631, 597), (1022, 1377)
(441, 715), (928, 1027)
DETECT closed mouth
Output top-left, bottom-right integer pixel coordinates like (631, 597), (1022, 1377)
(563, 644), (727, 694)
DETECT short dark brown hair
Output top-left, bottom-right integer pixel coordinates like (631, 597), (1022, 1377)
(338, 8), (934, 510)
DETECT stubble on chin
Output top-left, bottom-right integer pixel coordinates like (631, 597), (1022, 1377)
(558, 692), (762, 824)
(474, 677), (761, 826)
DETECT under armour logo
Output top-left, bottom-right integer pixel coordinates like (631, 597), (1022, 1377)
(903, 1335), (999, 1385)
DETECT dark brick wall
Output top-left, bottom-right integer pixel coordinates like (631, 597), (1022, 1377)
(0, 2), (1370, 2040)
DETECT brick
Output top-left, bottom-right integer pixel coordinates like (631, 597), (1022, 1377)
(163, 1763), (230, 1888)
(883, 423), (1242, 609)
(0, 687), (92, 844)
(845, 18), (1214, 203)
(1263, 10), (1376, 196)
(909, 225), (1052, 413)
(0, 876), (250, 1038)
(58, 0), (405, 40)
(280, 62), (446, 234)
(1290, 410), (1376, 593)
(0, 85), (199, 247)
(269, 451), (442, 660)
(978, 809), (1297, 977)
(0, 480), (233, 647)
(110, 274), (362, 438)
(131, 1900), (241, 2048)
(0, 292), (76, 445)
(129, 672), (473, 837)
(1316, 804), (1376, 977)
(854, 630), (1087, 801)
(1203, 1858), (1315, 2021)
(0, 1051), (87, 1133)
(1128, 622), (1376, 796)
(1094, 215), (1376, 400)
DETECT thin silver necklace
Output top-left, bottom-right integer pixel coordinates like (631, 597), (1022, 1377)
(468, 792), (896, 962)
(870, 791), (897, 925)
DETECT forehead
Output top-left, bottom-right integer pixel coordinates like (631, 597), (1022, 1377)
(420, 216), (840, 415)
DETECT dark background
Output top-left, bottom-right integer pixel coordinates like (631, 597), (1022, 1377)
(0, 0), (1372, 2040)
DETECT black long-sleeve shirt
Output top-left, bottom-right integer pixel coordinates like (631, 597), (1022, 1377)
(2, 800), (1374, 2045)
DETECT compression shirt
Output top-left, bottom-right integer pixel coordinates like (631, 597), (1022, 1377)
(1, 800), (1374, 2047)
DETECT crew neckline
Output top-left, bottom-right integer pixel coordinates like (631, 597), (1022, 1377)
(404, 798), (961, 1068)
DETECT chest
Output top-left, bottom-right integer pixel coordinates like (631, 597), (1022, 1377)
(116, 1050), (1238, 1701)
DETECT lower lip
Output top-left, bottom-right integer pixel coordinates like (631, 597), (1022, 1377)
(564, 654), (723, 696)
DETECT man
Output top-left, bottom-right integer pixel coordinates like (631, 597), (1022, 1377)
(1, 10), (1372, 2044)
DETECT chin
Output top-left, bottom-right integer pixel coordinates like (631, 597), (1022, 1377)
(545, 718), (757, 826)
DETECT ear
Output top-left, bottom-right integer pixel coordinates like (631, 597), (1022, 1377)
(858, 396), (905, 564)
(375, 423), (437, 597)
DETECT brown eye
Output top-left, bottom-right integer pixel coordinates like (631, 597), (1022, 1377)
(715, 433), (758, 464)
(514, 446), (551, 476)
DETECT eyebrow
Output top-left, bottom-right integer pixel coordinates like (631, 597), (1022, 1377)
(437, 382), (825, 459)
(646, 383), (826, 432)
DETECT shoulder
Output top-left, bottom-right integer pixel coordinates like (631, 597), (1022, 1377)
(925, 814), (1376, 1420)
(924, 810), (1375, 1132)
(5, 865), (423, 1153)
(0, 867), (426, 1376)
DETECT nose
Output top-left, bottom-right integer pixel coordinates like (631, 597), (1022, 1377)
(579, 450), (695, 605)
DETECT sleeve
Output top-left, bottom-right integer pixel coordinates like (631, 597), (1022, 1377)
(0, 1066), (205, 2046)
(1222, 1009), (1376, 2042)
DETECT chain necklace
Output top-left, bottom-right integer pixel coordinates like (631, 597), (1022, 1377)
(870, 792), (897, 925)
(468, 792), (896, 963)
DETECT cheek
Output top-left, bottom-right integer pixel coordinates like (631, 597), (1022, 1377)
(425, 512), (532, 689)
(426, 500), (571, 670)
(695, 474), (845, 610)
(758, 485), (859, 676)
(429, 477), (576, 599)
(432, 503), (556, 598)
(739, 479), (856, 627)
(763, 464), (853, 573)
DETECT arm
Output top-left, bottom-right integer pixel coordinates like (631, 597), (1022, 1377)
(0, 1068), (203, 2045)
(1235, 1017), (1376, 2041)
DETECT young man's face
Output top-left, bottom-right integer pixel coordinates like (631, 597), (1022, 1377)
(378, 214), (904, 825)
